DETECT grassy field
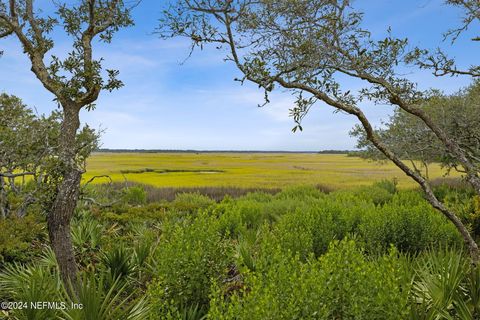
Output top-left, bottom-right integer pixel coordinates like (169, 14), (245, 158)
(84, 152), (458, 189)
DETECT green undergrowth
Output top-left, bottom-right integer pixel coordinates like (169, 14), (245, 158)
(1, 181), (478, 319)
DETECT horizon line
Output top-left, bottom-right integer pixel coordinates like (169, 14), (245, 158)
(95, 148), (358, 154)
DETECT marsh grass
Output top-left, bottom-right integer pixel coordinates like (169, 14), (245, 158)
(84, 153), (460, 189)
(119, 168), (225, 174)
(107, 182), (283, 202)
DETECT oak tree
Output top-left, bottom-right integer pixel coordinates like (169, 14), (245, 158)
(0, 0), (138, 286)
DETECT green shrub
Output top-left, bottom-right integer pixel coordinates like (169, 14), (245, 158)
(101, 203), (168, 224)
(236, 228), (261, 272)
(214, 196), (308, 239)
(101, 245), (134, 283)
(352, 185), (395, 205)
(147, 213), (233, 319)
(275, 185), (325, 201)
(122, 186), (147, 206)
(64, 272), (150, 320)
(132, 238), (154, 271)
(216, 187), (459, 259)
(373, 178), (398, 194)
(209, 239), (411, 319)
(359, 194), (462, 253)
(71, 215), (104, 251)
(0, 214), (47, 264)
(273, 206), (335, 260)
(0, 263), (62, 320)
(171, 192), (215, 214)
(313, 240), (411, 319)
(432, 178), (474, 202)
(270, 197), (367, 259)
(432, 184), (480, 239)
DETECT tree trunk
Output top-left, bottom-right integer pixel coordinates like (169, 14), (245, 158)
(47, 105), (81, 291)
(0, 176), (6, 219)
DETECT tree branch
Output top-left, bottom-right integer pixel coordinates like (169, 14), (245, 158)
(0, 171), (36, 178)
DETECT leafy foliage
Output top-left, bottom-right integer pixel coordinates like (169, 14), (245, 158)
(63, 273), (149, 320)
(409, 248), (480, 319)
(122, 186), (148, 206)
(0, 262), (62, 320)
(0, 94), (99, 218)
(171, 192), (215, 214)
(0, 213), (47, 264)
(147, 213), (233, 318)
(209, 239), (411, 319)
(351, 82), (480, 174)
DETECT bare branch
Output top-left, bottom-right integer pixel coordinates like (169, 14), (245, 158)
(81, 197), (119, 208)
(84, 174), (113, 187)
(0, 172), (36, 178)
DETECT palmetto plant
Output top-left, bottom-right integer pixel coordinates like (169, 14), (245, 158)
(62, 272), (149, 320)
(71, 216), (104, 251)
(132, 239), (154, 270)
(0, 256), (149, 320)
(101, 245), (135, 283)
(410, 248), (480, 319)
(38, 246), (58, 268)
(178, 303), (207, 320)
(236, 228), (261, 272)
(0, 263), (63, 320)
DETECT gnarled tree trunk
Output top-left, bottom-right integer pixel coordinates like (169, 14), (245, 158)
(47, 105), (81, 288)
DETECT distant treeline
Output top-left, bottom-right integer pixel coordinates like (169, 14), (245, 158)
(317, 150), (359, 155)
(95, 149), (360, 154)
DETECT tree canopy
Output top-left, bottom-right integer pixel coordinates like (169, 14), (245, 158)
(351, 81), (480, 177)
(0, 94), (98, 219)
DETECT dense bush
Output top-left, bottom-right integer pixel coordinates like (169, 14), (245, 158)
(0, 213), (47, 264)
(273, 205), (342, 260)
(348, 185), (395, 206)
(171, 192), (215, 214)
(147, 213), (233, 319)
(214, 196), (300, 239)
(209, 239), (411, 319)
(0, 262), (149, 320)
(122, 186), (147, 206)
(100, 203), (168, 224)
(432, 181), (480, 239)
(260, 187), (460, 259)
(359, 192), (462, 253)
(0, 262), (62, 320)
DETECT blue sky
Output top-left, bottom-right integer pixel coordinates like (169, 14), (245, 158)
(0, 0), (477, 151)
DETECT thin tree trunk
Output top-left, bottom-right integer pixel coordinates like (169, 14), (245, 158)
(47, 105), (81, 290)
(0, 176), (6, 219)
